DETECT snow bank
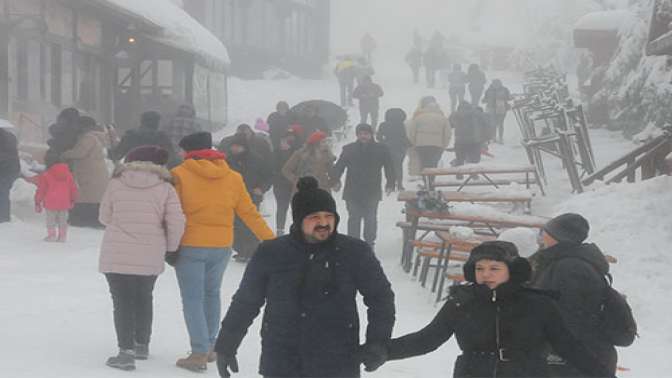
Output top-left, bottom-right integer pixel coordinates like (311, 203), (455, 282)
(553, 176), (672, 360)
(102, 0), (230, 68)
(498, 227), (539, 257)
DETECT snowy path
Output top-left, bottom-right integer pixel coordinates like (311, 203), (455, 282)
(1, 70), (665, 377)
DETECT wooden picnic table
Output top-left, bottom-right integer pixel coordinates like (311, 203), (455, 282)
(398, 207), (548, 272)
(397, 190), (534, 213)
(421, 164), (546, 195)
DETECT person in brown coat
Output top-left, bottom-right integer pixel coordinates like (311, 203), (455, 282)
(282, 131), (338, 193)
(61, 117), (110, 228)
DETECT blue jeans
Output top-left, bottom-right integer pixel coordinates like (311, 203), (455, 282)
(175, 247), (232, 353)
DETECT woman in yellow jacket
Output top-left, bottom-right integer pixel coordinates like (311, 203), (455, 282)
(169, 132), (274, 372)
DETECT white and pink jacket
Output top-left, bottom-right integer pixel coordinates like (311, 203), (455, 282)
(99, 162), (185, 276)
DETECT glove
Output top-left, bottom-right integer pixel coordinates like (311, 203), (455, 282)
(360, 342), (388, 372)
(165, 251), (179, 267)
(216, 353), (239, 377)
(35, 203), (43, 213)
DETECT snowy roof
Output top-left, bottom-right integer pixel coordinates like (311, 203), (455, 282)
(574, 10), (633, 32)
(97, 0), (230, 71)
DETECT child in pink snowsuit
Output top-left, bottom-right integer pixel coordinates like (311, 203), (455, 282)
(35, 162), (78, 242)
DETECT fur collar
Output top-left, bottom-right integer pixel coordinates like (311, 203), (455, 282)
(113, 161), (173, 182)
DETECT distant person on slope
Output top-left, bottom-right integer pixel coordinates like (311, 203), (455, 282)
(353, 75), (384, 129)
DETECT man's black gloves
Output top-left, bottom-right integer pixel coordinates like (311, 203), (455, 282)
(361, 342), (388, 372)
(216, 353), (239, 377)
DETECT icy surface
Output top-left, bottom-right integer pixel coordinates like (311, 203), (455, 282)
(574, 10), (633, 31)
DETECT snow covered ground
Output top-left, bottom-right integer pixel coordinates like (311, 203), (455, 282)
(1, 68), (667, 377)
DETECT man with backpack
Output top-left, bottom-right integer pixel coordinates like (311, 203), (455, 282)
(530, 213), (626, 377)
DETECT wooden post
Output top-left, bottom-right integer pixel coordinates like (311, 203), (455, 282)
(626, 157), (636, 183)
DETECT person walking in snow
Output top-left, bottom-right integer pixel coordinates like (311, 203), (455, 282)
(272, 129), (302, 235)
(219, 123), (274, 163)
(214, 176), (396, 378)
(163, 104), (201, 152)
(353, 75), (384, 129)
(170, 132), (274, 372)
(282, 130), (338, 193)
(334, 58), (357, 107)
(369, 241), (614, 378)
(467, 63), (487, 105)
(34, 159), (78, 242)
(225, 134), (273, 263)
(529, 213), (618, 377)
(331, 124), (395, 249)
(377, 108), (412, 191)
(111, 111), (177, 167)
(482, 79), (511, 144)
(448, 64), (468, 113)
(407, 96), (452, 171)
(60, 115), (109, 228)
(267, 101), (295, 149)
(98, 145), (186, 371)
(0, 124), (20, 223)
(449, 102), (489, 167)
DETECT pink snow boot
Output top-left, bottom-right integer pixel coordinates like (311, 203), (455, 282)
(44, 227), (57, 242)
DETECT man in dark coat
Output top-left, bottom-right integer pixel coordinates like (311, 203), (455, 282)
(163, 104), (201, 151)
(227, 134), (273, 263)
(219, 124), (274, 164)
(111, 111), (177, 166)
(331, 124), (395, 248)
(377, 108), (411, 190)
(214, 176), (395, 378)
(529, 213), (617, 377)
(266, 101), (294, 149)
(353, 76), (384, 129)
(448, 64), (468, 113)
(0, 126), (20, 223)
(405, 46), (423, 84)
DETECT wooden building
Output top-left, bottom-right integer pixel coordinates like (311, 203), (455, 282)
(183, 0), (330, 78)
(0, 0), (230, 146)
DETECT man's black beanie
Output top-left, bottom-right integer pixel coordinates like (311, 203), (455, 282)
(291, 176), (338, 226)
(544, 213), (590, 245)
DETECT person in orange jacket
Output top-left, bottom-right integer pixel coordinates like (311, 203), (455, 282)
(34, 159), (78, 242)
(169, 132), (274, 372)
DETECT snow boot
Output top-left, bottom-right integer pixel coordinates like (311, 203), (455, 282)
(106, 349), (136, 371)
(44, 227), (57, 242)
(176, 353), (208, 372)
(207, 349), (217, 363)
(57, 225), (68, 242)
(134, 342), (149, 360)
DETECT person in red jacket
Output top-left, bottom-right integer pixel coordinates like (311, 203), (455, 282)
(35, 161), (79, 242)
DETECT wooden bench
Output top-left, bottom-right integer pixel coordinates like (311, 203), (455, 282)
(398, 190), (534, 214)
(421, 164), (545, 195)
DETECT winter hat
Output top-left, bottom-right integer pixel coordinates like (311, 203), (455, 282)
(385, 108), (407, 123)
(543, 213), (589, 245)
(179, 132), (212, 152)
(125, 145), (170, 166)
(291, 176), (338, 227)
(355, 123), (374, 135)
(306, 130), (327, 145)
(141, 111), (161, 130)
(463, 241), (531, 284)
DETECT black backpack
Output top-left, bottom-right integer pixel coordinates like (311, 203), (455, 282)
(599, 273), (638, 347)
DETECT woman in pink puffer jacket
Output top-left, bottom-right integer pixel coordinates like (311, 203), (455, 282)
(98, 145), (185, 371)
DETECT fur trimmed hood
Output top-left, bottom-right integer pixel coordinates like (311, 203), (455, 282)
(113, 161), (173, 187)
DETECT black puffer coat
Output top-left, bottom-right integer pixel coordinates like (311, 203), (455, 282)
(387, 282), (613, 378)
(377, 108), (411, 156)
(215, 232), (396, 378)
(0, 129), (20, 183)
(530, 243), (617, 376)
(449, 104), (489, 146)
(331, 141), (395, 202)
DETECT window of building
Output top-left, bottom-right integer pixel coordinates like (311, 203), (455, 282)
(51, 44), (62, 107)
(27, 39), (41, 101)
(61, 49), (74, 106)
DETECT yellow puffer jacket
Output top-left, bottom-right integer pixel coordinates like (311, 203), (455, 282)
(172, 158), (274, 248)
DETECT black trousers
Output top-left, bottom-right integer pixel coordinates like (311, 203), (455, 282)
(273, 180), (293, 233)
(449, 87), (466, 113)
(0, 178), (14, 223)
(415, 146), (444, 170)
(390, 150), (406, 189)
(454, 143), (482, 166)
(469, 87), (484, 105)
(69, 203), (102, 228)
(346, 199), (379, 245)
(359, 106), (379, 129)
(105, 273), (158, 350)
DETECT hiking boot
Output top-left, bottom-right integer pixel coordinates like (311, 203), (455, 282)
(106, 349), (136, 371)
(207, 350), (217, 363)
(176, 353), (208, 372)
(134, 342), (149, 360)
